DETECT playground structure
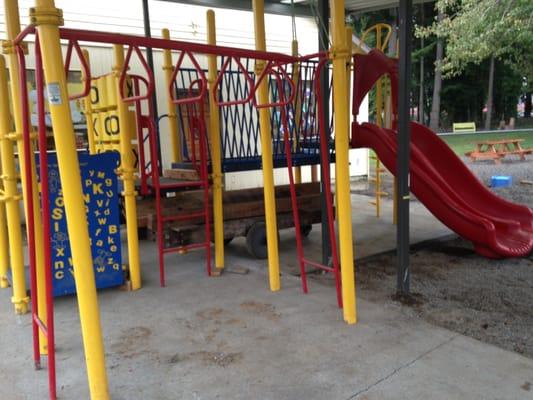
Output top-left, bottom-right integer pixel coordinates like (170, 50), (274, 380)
(351, 49), (533, 258)
(0, 0), (531, 399)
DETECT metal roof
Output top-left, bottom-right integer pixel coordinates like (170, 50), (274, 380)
(345, 0), (433, 13)
(157, 1), (433, 16)
(155, 0), (313, 17)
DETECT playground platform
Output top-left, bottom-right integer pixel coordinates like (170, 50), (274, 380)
(0, 197), (530, 400)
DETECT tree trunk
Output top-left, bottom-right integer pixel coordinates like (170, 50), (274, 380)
(484, 55), (495, 130)
(418, 4), (425, 124)
(429, 11), (443, 131)
(525, 92), (532, 118)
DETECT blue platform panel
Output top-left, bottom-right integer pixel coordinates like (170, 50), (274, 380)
(46, 152), (123, 296)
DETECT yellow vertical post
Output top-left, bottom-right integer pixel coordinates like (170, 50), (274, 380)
(82, 49), (96, 154)
(113, 44), (141, 290)
(291, 39), (302, 184)
(161, 28), (182, 163)
(206, 10), (225, 271)
(0, 56), (26, 304)
(4, 0), (47, 337)
(0, 91), (8, 288)
(252, 0), (280, 291)
(330, 0), (357, 324)
(375, 31), (384, 219)
(0, 198), (8, 289)
(31, 0), (110, 397)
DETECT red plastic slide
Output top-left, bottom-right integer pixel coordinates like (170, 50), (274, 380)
(352, 121), (533, 258)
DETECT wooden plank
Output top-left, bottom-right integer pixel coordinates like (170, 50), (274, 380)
(136, 182), (324, 228)
(477, 139), (524, 145)
(163, 168), (200, 181)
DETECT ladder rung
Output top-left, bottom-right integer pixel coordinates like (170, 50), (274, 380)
(303, 258), (335, 273)
(163, 241), (209, 254)
(169, 224), (200, 233)
(162, 211), (207, 223)
(158, 181), (205, 190)
(377, 191), (389, 196)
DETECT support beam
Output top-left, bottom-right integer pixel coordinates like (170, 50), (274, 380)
(206, 9), (225, 271)
(396, 0), (412, 294)
(32, 0), (110, 397)
(318, 0), (332, 267)
(330, 0), (357, 324)
(252, 0), (281, 292)
(114, 45), (142, 290)
(142, 0), (161, 170)
(157, 0), (313, 17)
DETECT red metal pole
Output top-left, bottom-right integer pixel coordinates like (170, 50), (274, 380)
(15, 43), (40, 371)
(35, 36), (57, 400)
(279, 77), (308, 294)
(315, 59), (342, 308)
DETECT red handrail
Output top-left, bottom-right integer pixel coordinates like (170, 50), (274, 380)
(169, 51), (207, 106)
(212, 56), (256, 107)
(118, 45), (154, 103)
(253, 61), (296, 109)
(64, 39), (91, 100)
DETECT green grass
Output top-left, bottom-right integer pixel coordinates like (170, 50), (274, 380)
(440, 131), (533, 155)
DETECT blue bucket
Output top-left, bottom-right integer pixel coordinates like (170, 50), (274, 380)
(491, 176), (512, 188)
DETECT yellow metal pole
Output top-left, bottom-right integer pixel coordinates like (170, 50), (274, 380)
(82, 49), (96, 154)
(0, 55), (26, 304)
(0, 94), (8, 288)
(161, 28), (182, 163)
(31, 0), (110, 397)
(113, 44), (141, 290)
(330, 0), (357, 324)
(375, 31), (383, 219)
(0, 199), (8, 289)
(206, 10), (225, 271)
(4, 1), (47, 334)
(252, 0), (280, 291)
(291, 39), (302, 184)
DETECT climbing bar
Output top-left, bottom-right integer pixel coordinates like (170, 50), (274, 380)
(169, 51), (207, 105)
(63, 39), (90, 100)
(118, 45), (154, 103)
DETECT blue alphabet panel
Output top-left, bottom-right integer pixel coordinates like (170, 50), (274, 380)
(46, 152), (124, 296)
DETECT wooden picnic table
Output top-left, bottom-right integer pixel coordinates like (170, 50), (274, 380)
(465, 138), (533, 164)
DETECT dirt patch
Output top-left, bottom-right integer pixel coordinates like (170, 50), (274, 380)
(110, 326), (152, 359)
(168, 351), (243, 367)
(196, 307), (227, 320)
(351, 237), (533, 358)
(342, 157), (533, 358)
(240, 301), (281, 321)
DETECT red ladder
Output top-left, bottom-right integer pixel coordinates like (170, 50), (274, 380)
(146, 79), (212, 286)
(279, 59), (342, 307)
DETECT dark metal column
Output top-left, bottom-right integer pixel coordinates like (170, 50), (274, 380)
(142, 0), (162, 169)
(318, 0), (331, 266)
(396, 0), (412, 294)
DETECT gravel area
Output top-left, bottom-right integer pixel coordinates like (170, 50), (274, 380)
(352, 239), (533, 358)
(463, 156), (533, 208)
(352, 156), (533, 208)
(343, 155), (533, 358)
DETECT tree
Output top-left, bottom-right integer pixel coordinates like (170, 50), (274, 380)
(418, 0), (533, 128)
(429, 10), (444, 131)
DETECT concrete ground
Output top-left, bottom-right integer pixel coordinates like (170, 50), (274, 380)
(0, 196), (532, 399)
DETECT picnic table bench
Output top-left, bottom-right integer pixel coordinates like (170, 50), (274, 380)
(465, 139), (533, 164)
